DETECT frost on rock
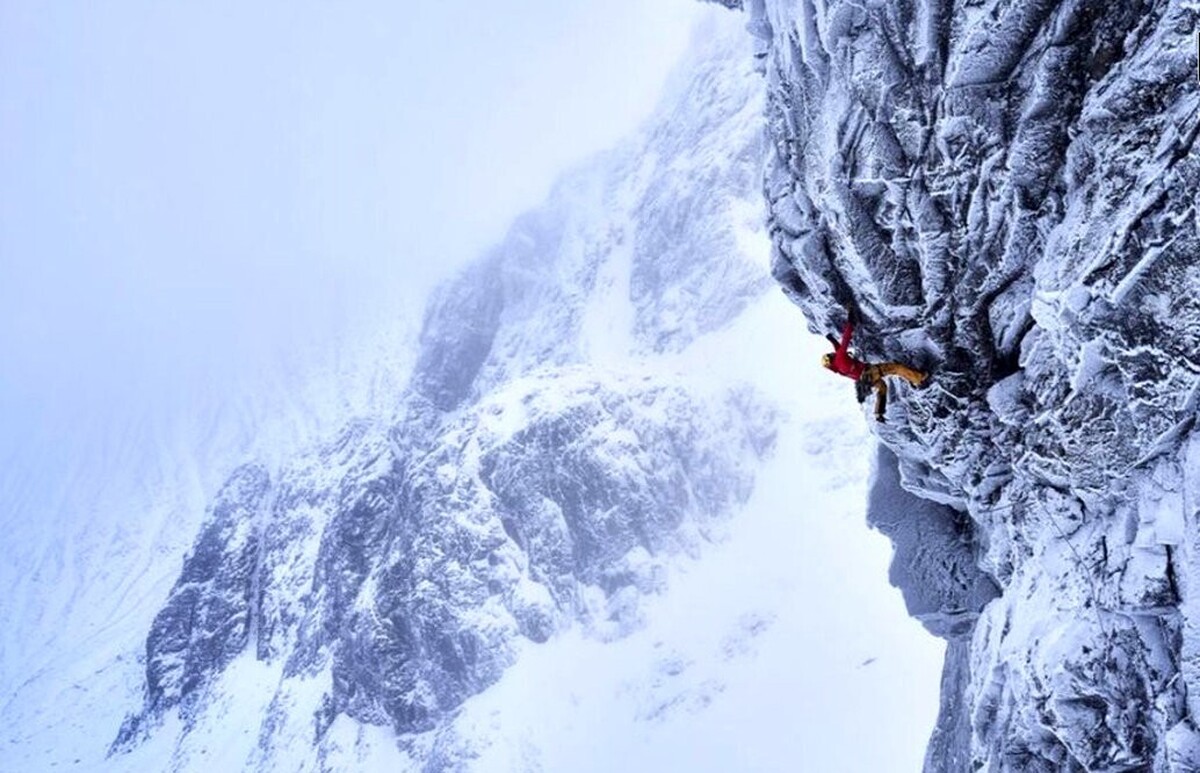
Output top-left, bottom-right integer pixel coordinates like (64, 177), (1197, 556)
(749, 0), (1200, 768)
(111, 18), (778, 768)
(112, 464), (270, 749)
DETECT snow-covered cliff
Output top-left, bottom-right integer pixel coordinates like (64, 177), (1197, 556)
(743, 0), (1200, 768)
(86, 16), (807, 771)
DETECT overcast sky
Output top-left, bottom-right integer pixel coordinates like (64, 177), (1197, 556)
(0, 0), (706, 483)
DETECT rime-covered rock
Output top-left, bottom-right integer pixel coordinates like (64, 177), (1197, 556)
(747, 0), (1200, 767)
(112, 465), (269, 750)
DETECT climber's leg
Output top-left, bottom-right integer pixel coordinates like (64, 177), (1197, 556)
(873, 377), (888, 422)
(878, 362), (927, 388)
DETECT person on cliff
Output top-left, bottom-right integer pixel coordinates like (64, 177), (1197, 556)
(821, 308), (927, 423)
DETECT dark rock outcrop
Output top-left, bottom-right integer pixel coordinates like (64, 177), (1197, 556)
(112, 465), (269, 750)
(868, 444), (999, 639)
(144, 464), (269, 712)
(412, 258), (507, 412)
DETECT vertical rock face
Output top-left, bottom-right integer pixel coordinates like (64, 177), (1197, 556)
(146, 465), (270, 714)
(868, 444), (999, 640)
(112, 18), (780, 769)
(748, 0), (1200, 768)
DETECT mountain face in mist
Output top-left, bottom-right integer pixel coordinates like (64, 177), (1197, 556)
(743, 0), (1200, 768)
(103, 20), (779, 770)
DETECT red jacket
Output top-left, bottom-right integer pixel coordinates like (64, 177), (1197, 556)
(825, 320), (866, 380)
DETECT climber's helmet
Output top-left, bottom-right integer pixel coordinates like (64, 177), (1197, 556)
(821, 353), (833, 369)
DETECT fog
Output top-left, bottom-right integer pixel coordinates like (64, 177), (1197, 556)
(0, 1), (704, 515)
(0, 10), (950, 770)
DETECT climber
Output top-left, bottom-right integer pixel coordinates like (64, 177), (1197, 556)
(821, 308), (927, 423)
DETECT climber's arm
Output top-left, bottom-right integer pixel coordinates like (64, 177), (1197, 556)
(837, 320), (854, 355)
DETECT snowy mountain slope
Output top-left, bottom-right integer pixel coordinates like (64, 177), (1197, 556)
(0, 309), (420, 769)
(0, 14), (946, 772)
(389, 310), (946, 773)
(0, 307), (418, 746)
(2, 10), (954, 771)
(740, 0), (1200, 768)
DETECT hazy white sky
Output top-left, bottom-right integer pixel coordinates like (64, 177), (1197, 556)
(0, 0), (706, 469)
